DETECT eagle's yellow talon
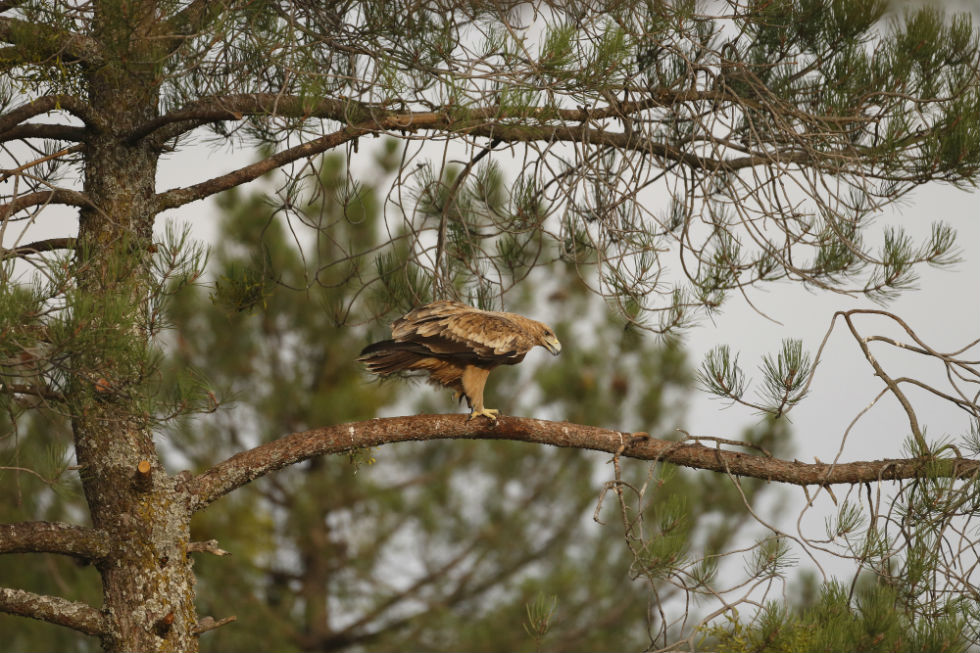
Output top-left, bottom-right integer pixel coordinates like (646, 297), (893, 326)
(468, 408), (499, 422)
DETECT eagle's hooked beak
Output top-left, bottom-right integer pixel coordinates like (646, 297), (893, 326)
(543, 336), (562, 356)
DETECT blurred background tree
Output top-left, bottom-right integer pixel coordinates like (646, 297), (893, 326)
(157, 146), (791, 652)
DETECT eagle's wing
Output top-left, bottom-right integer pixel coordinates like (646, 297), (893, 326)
(392, 301), (536, 361)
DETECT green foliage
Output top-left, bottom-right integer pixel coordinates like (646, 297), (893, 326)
(748, 536), (796, 580)
(706, 578), (970, 653)
(703, 441), (980, 653)
(522, 592), (557, 651)
(697, 340), (813, 417)
(758, 340), (813, 416)
(698, 345), (746, 401)
(0, 227), (211, 424)
(150, 0), (977, 333)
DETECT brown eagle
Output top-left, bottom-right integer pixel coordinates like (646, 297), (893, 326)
(359, 300), (562, 421)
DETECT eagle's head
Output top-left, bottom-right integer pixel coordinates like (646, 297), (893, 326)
(538, 326), (562, 356)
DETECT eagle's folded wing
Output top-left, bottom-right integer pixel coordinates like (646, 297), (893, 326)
(391, 301), (536, 361)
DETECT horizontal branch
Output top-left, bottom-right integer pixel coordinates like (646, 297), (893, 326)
(153, 105), (819, 212)
(0, 587), (104, 636)
(0, 189), (92, 217)
(187, 539), (229, 557)
(129, 93), (373, 144)
(0, 522), (108, 561)
(193, 615), (237, 636)
(0, 237), (75, 260)
(458, 120), (813, 171)
(131, 87), (861, 147)
(0, 95), (102, 134)
(187, 415), (980, 512)
(0, 122), (87, 143)
(0, 383), (65, 402)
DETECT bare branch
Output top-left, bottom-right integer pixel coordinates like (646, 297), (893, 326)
(0, 522), (108, 561)
(154, 123), (369, 211)
(129, 93), (373, 144)
(0, 383), (65, 401)
(0, 95), (103, 134)
(193, 615), (236, 636)
(0, 587), (104, 636)
(0, 189), (93, 218)
(186, 540), (229, 557)
(130, 88), (861, 146)
(0, 122), (87, 143)
(0, 237), (75, 260)
(842, 311), (928, 454)
(1, 145), (84, 183)
(187, 415), (979, 512)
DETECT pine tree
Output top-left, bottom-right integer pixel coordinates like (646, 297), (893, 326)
(1, 2), (978, 650)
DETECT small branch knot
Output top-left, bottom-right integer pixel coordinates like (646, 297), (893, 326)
(133, 460), (153, 491)
(193, 615), (237, 636)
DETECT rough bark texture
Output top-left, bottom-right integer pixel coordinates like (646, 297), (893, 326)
(0, 587), (105, 636)
(66, 4), (199, 650)
(0, 522), (108, 560)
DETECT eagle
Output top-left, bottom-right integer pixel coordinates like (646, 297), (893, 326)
(359, 300), (562, 421)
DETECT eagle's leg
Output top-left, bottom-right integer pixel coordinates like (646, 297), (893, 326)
(461, 365), (497, 421)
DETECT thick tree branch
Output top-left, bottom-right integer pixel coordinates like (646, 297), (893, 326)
(0, 122), (88, 143)
(131, 88), (863, 146)
(0, 522), (108, 561)
(129, 93), (375, 144)
(153, 106), (817, 212)
(0, 237), (75, 260)
(0, 189), (93, 218)
(193, 615), (236, 635)
(0, 587), (105, 636)
(0, 16), (103, 66)
(133, 93), (665, 144)
(188, 415), (980, 512)
(186, 540), (229, 556)
(0, 95), (103, 134)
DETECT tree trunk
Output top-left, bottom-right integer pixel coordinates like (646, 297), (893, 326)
(70, 3), (199, 650)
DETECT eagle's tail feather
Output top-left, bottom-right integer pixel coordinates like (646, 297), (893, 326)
(358, 340), (429, 377)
